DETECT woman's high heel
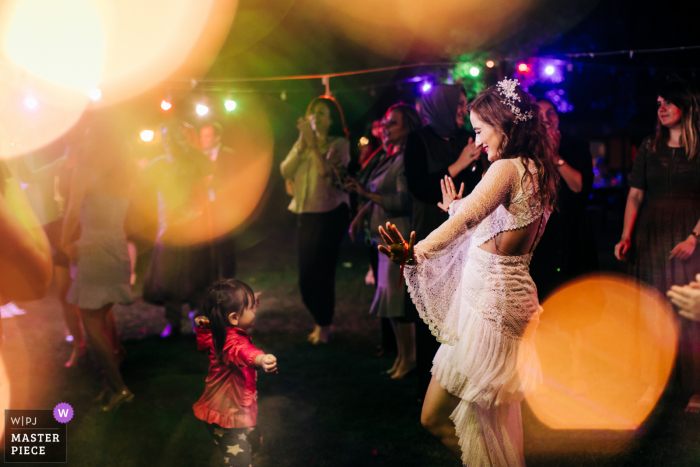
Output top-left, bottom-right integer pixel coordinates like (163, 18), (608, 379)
(102, 389), (134, 412)
(93, 377), (111, 403)
(65, 345), (87, 368)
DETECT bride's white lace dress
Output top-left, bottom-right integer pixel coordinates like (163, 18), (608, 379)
(405, 157), (550, 467)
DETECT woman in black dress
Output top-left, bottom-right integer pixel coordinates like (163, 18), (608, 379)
(614, 78), (700, 413)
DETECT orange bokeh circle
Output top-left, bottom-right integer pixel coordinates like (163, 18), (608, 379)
(525, 274), (678, 430)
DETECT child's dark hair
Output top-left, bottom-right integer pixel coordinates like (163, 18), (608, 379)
(202, 279), (255, 360)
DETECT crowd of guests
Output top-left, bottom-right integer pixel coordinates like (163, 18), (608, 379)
(279, 84), (602, 400)
(276, 77), (700, 464)
(2, 109), (240, 411)
(2, 75), (700, 465)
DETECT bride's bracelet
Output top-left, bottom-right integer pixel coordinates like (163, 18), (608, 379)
(398, 242), (408, 288)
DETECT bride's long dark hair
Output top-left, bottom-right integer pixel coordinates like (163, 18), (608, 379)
(468, 83), (558, 211)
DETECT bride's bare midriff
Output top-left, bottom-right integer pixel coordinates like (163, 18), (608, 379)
(478, 221), (542, 256)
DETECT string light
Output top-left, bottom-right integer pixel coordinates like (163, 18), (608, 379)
(24, 95), (38, 110)
(161, 99), (172, 111)
(517, 63), (531, 74)
(140, 130), (154, 142)
(486, 60), (495, 68)
(469, 67), (480, 77)
(545, 65), (555, 75)
(196, 103), (209, 116)
(88, 88), (101, 101)
(224, 97), (236, 112)
(421, 82), (432, 93)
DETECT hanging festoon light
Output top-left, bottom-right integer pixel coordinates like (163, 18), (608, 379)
(540, 60), (564, 83)
(24, 94), (38, 111)
(517, 62), (531, 74)
(224, 93), (236, 112)
(421, 81), (432, 93)
(88, 88), (102, 101)
(486, 60), (495, 69)
(469, 66), (480, 77)
(140, 129), (154, 142)
(161, 90), (173, 111)
(196, 103), (209, 116)
(196, 91), (209, 116)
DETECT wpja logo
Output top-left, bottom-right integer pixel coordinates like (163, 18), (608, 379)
(4, 404), (72, 463)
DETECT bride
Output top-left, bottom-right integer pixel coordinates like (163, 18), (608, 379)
(379, 79), (558, 466)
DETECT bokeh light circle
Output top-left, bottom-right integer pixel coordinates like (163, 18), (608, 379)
(1, 0), (236, 158)
(129, 96), (273, 247)
(87, 0), (237, 106)
(525, 274), (678, 430)
(1, 0), (100, 158)
(0, 354), (10, 440)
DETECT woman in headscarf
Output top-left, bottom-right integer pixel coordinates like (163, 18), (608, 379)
(403, 84), (484, 398)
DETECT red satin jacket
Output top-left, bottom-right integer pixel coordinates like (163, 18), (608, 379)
(193, 326), (264, 428)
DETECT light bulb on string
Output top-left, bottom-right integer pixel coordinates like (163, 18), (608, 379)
(88, 88), (101, 101)
(24, 95), (38, 110)
(517, 63), (530, 74)
(469, 67), (480, 77)
(196, 91), (209, 116)
(140, 130), (154, 142)
(421, 82), (432, 93)
(161, 99), (172, 111)
(545, 65), (555, 76)
(486, 60), (495, 68)
(224, 93), (236, 112)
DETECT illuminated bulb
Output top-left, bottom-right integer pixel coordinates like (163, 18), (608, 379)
(545, 65), (555, 75)
(88, 88), (101, 101)
(24, 95), (38, 110)
(196, 104), (209, 116)
(140, 130), (154, 142)
(359, 136), (369, 146)
(224, 99), (236, 111)
(161, 99), (172, 111)
(486, 60), (495, 68)
(421, 82), (432, 93)
(517, 63), (530, 74)
(469, 67), (480, 77)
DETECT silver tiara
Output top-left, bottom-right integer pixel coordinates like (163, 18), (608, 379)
(497, 78), (533, 123)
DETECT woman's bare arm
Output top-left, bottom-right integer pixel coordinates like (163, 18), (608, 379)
(60, 167), (91, 255)
(614, 187), (644, 261)
(0, 175), (52, 301)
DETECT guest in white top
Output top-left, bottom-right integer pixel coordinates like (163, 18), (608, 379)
(280, 96), (350, 345)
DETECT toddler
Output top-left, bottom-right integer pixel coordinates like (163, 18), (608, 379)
(193, 279), (277, 466)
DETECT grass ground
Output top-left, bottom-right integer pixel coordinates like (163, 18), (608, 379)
(2, 223), (700, 466)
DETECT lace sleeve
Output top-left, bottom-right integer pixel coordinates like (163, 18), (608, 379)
(404, 159), (518, 344)
(414, 159), (517, 261)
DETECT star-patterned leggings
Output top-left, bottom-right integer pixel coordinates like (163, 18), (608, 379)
(205, 423), (262, 467)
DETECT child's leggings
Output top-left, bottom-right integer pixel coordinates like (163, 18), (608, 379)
(205, 423), (262, 467)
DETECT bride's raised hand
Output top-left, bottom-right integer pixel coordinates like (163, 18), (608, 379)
(378, 222), (415, 265)
(437, 175), (464, 211)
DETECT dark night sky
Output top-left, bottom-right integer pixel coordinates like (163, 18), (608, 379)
(155, 0), (699, 156)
